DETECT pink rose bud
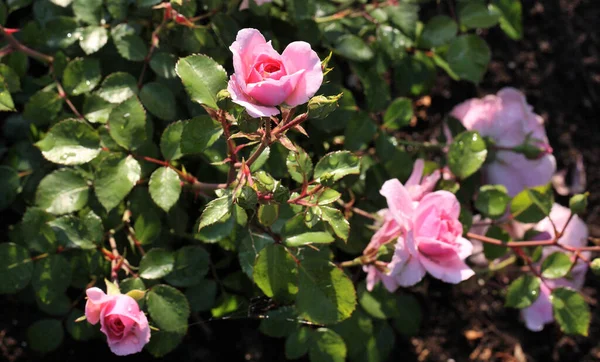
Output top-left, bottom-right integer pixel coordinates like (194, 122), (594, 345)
(227, 28), (323, 118)
(239, 0), (273, 10)
(85, 287), (151, 356)
(451, 88), (556, 196)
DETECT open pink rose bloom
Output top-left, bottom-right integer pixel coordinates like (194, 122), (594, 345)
(451, 87), (556, 196)
(85, 287), (151, 356)
(520, 204), (589, 331)
(363, 160), (474, 291)
(227, 28), (323, 118)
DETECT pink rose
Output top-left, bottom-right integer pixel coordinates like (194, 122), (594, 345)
(363, 160), (474, 291)
(239, 0), (272, 10)
(385, 189), (474, 287)
(85, 287), (150, 356)
(451, 87), (556, 196)
(227, 28), (323, 118)
(520, 203), (589, 331)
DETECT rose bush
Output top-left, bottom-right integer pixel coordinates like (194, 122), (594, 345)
(0, 0), (597, 360)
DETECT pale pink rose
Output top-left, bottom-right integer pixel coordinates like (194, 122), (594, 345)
(386, 190), (475, 287)
(520, 203), (589, 331)
(363, 160), (474, 291)
(239, 0), (272, 10)
(227, 28), (323, 118)
(85, 287), (151, 356)
(363, 160), (441, 291)
(451, 87), (556, 196)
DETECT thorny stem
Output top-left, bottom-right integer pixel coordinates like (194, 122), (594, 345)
(138, 8), (169, 89)
(0, 26), (54, 64)
(108, 232), (120, 285)
(245, 117), (271, 167)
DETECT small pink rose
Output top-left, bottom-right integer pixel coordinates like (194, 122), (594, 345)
(227, 28), (323, 118)
(239, 0), (272, 10)
(451, 87), (556, 196)
(85, 287), (150, 356)
(388, 191), (474, 286)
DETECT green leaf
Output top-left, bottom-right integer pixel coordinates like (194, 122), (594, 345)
(72, 0), (102, 24)
(32, 254), (72, 304)
(0, 243), (33, 294)
(146, 284), (190, 333)
(238, 232), (275, 278)
(286, 146), (313, 184)
(320, 206), (349, 241)
(97, 72), (138, 104)
(198, 194), (233, 230)
(0, 78), (15, 111)
(333, 35), (374, 62)
(333, 310), (395, 361)
(447, 130), (488, 179)
(505, 274), (541, 309)
(309, 328), (347, 362)
(419, 15), (457, 48)
(257, 204), (279, 227)
(114, 34), (148, 62)
(27, 319), (64, 353)
(0, 166), (20, 210)
(140, 82), (177, 121)
(285, 231), (335, 247)
(285, 0), (315, 22)
(62, 57), (102, 96)
(569, 193), (588, 215)
(458, 1), (500, 29)
(510, 184), (554, 223)
(386, 2), (418, 39)
(551, 287), (590, 336)
(48, 214), (101, 250)
(186, 279), (218, 312)
(150, 52), (177, 79)
(79, 26), (108, 54)
(344, 112), (377, 151)
(94, 154), (141, 211)
(474, 184), (511, 219)
(36, 119), (101, 165)
(180, 116), (223, 154)
(120, 277), (146, 294)
(314, 151), (361, 182)
(253, 244), (298, 303)
(316, 188), (341, 205)
(23, 90), (63, 125)
(44, 16), (80, 49)
(0, 64), (21, 92)
(541, 252), (572, 279)
(83, 94), (114, 124)
(358, 282), (402, 320)
(20, 208), (57, 253)
(285, 327), (311, 359)
(160, 121), (185, 161)
(36, 169), (89, 215)
(376, 25), (412, 62)
(145, 330), (185, 357)
(134, 209), (161, 245)
(108, 96), (147, 150)
(445, 35), (491, 83)
(165, 246), (210, 287)
(491, 0), (523, 40)
(149, 167), (181, 212)
(296, 259), (356, 325)
(383, 97), (413, 130)
(176, 54), (228, 109)
(66, 309), (96, 341)
(140, 248), (175, 280)
(258, 305), (298, 337)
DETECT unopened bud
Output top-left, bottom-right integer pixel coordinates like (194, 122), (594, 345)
(512, 137), (553, 160)
(569, 193), (588, 215)
(308, 93), (342, 120)
(591, 258), (600, 276)
(216, 89), (233, 110)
